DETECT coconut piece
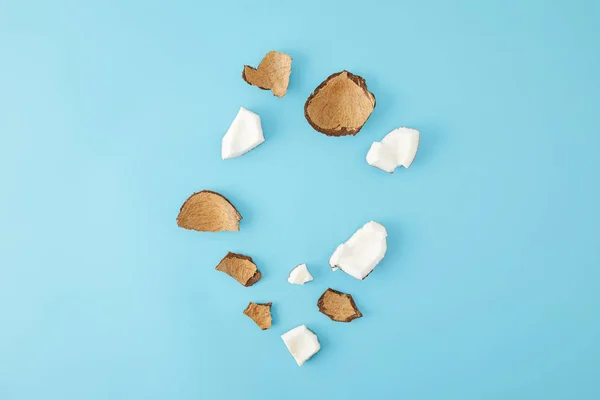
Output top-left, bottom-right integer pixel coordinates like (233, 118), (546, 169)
(287, 264), (313, 285)
(243, 302), (272, 330)
(304, 70), (376, 136)
(242, 51), (292, 98)
(222, 107), (265, 160)
(317, 288), (362, 322)
(329, 221), (387, 280)
(281, 325), (321, 366)
(216, 252), (261, 286)
(177, 190), (242, 232)
(367, 127), (420, 173)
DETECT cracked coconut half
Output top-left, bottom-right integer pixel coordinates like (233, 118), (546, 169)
(242, 51), (292, 98)
(243, 302), (272, 330)
(317, 288), (363, 322)
(216, 252), (262, 286)
(177, 190), (242, 232)
(330, 221), (388, 280)
(304, 70), (376, 136)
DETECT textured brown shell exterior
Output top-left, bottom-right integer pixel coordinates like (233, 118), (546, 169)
(304, 70), (376, 137)
(317, 288), (363, 322)
(243, 302), (273, 330)
(176, 190), (242, 232)
(215, 252), (262, 287)
(242, 51), (292, 98)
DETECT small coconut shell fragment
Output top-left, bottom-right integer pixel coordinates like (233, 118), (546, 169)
(242, 51), (292, 98)
(243, 302), (272, 330)
(216, 252), (261, 286)
(304, 70), (376, 136)
(317, 288), (363, 322)
(177, 190), (242, 232)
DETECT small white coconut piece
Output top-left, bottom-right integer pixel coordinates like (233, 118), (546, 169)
(329, 221), (387, 280)
(281, 325), (321, 366)
(366, 127), (420, 173)
(287, 264), (313, 285)
(221, 107), (265, 160)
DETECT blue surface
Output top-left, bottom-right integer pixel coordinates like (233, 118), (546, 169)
(1, 1), (599, 399)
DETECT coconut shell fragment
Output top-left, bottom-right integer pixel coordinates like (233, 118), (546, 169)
(243, 302), (272, 330)
(304, 70), (376, 136)
(177, 190), (242, 232)
(242, 51), (292, 98)
(216, 252), (262, 286)
(317, 288), (363, 322)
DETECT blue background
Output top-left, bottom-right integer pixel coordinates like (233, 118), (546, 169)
(1, 0), (599, 399)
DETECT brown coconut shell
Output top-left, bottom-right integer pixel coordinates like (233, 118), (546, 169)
(317, 288), (363, 322)
(176, 190), (241, 232)
(304, 70), (376, 136)
(242, 51), (292, 98)
(243, 302), (272, 330)
(216, 252), (262, 287)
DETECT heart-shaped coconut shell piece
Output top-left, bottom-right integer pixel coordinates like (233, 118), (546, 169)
(176, 190), (242, 232)
(242, 51), (292, 98)
(304, 70), (376, 136)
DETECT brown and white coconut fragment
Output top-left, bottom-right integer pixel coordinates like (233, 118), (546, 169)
(242, 51), (292, 98)
(177, 190), (241, 232)
(216, 252), (261, 286)
(243, 302), (272, 330)
(304, 70), (376, 136)
(317, 288), (363, 322)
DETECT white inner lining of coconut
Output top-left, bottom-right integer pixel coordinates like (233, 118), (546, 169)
(281, 325), (321, 366)
(366, 127), (420, 173)
(287, 264), (313, 285)
(329, 221), (388, 280)
(222, 107), (265, 160)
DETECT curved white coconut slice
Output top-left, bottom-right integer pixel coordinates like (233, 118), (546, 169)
(329, 221), (387, 280)
(281, 325), (320, 366)
(287, 264), (313, 285)
(222, 107), (265, 159)
(366, 127), (420, 173)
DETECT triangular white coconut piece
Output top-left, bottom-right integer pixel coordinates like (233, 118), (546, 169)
(221, 107), (265, 160)
(329, 221), (387, 280)
(287, 264), (313, 285)
(281, 325), (320, 366)
(366, 127), (420, 173)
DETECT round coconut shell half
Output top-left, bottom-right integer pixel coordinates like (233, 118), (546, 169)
(304, 70), (376, 136)
(176, 190), (242, 232)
